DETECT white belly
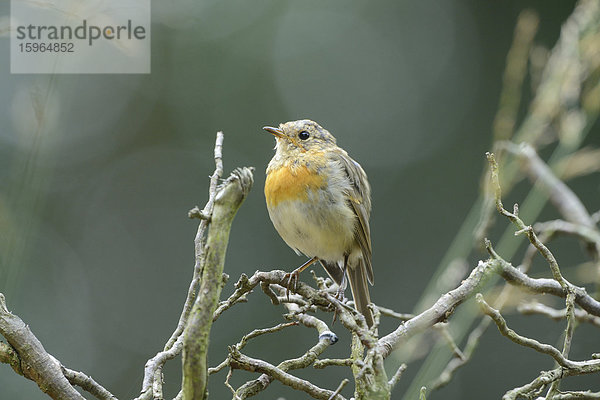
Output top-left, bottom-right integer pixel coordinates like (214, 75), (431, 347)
(267, 192), (356, 262)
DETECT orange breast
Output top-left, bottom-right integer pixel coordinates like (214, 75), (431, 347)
(265, 164), (326, 207)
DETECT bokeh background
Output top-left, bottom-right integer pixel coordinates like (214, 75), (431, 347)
(2, 0), (599, 399)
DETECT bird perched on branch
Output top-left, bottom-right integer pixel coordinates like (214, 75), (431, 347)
(263, 119), (374, 327)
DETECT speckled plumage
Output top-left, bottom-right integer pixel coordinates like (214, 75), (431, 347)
(264, 119), (374, 326)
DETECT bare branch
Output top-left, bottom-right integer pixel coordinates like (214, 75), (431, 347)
(551, 390), (600, 399)
(329, 379), (349, 400)
(479, 294), (569, 367)
(503, 368), (563, 400)
(489, 246), (600, 317)
(518, 301), (600, 327)
(231, 285), (341, 399)
(547, 291), (578, 397)
(431, 316), (491, 390)
(477, 293), (600, 371)
(137, 132), (228, 400)
(61, 366), (118, 400)
(376, 306), (414, 321)
(388, 363), (407, 389)
(435, 323), (466, 362)
(183, 166), (254, 400)
(377, 259), (496, 358)
(229, 347), (345, 400)
(313, 359), (354, 369)
(0, 294), (85, 400)
(503, 364), (600, 400)
(487, 151), (571, 289)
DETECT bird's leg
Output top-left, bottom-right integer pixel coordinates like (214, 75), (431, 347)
(284, 256), (319, 298)
(332, 255), (349, 325)
(336, 255), (349, 300)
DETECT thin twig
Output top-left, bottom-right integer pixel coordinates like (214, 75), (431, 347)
(487, 151), (571, 289)
(551, 390), (600, 399)
(328, 379), (349, 400)
(388, 363), (407, 389)
(376, 306), (414, 321)
(377, 259), (496, 358)
(313, 358), (354, 369)
(546, 291), (578, 397)
(518, 301), (600, 327)
(61, 366), (118, 400)
(434, 323), (465, 361)
(477, 293), (600, 370)
(137, 132), (226, 400)
(229, 348), (345, 400)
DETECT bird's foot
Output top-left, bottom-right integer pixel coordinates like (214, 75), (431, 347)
(282, 257), (319, 301)
(283, 269), (301, 301)
(334, 285), (347, 302)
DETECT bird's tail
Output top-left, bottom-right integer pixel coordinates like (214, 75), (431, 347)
(347, 259), (374, 328)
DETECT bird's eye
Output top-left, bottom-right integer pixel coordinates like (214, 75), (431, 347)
(298, 131), (310, 140)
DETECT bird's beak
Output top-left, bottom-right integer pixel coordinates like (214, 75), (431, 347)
(263, 126), (285, 139)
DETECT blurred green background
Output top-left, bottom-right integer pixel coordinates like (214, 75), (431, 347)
(2, 0), (599, 399)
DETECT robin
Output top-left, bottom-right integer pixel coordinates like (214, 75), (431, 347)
(263, 119), (374, 327)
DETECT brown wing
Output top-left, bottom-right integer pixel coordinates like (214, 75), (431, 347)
(337, 152), (374, 284)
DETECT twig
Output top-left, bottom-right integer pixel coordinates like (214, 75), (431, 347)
(61, 366), (118, 400)
(431, 316), (491, 390)
(228, 276), (341, 399)
(225, 367), (239, 399)
(136, 132), (226, 400)
(485, 238), (600, 318)
(477, 293), (600, 370)
(551, 390), (600, 399)
(434, 323), (465, 361)
(546, 291), (578, 397)
(503, 364), (600, 400)
(182, 166), (254, 399)
(503, 368), (563, 400)
(517, 301), (600, 327)
(239, 322), (298, 349)
(328, 379), (349, 400)
(208, 359), (229, 376)
(488, 151), (572, 289)
(229, 348), (345, 400)
(377, 259), (496, 358)
(0, 294), (85, 400)
(388, 363), (407, 389)
(313, 358), (354, 369)
(213, 273), (254, 321)
(499, 142), (600, 263)
(208, 322), (300, 377)
(376, 306), (414, 321)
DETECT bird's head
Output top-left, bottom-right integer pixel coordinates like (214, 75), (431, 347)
(263, 119), (337, 156)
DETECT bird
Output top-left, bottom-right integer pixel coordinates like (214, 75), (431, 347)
(262, 119), (374, 327)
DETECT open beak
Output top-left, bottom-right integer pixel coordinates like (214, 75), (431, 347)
(263, 126), (285, 139)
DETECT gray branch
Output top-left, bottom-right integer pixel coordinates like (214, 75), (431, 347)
(182, 166), (254, 400)
(376, 259), (495, 358)
(0, 294), (85, 400)
(136, 132), (226, 400)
